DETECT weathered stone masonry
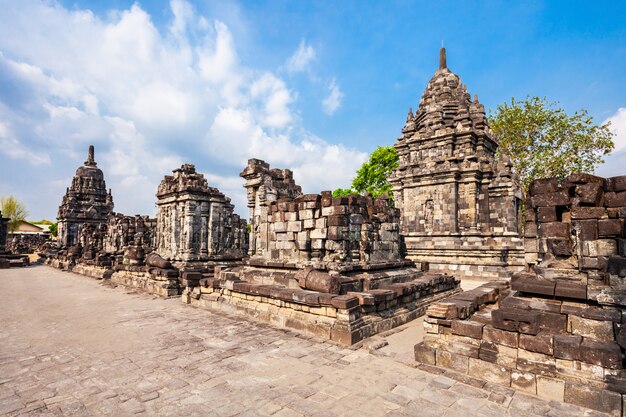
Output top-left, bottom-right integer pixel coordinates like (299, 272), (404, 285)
(390, 48), (524, 280)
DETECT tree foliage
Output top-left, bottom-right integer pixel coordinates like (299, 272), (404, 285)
(489, 96), (615, 194)
(0, 195), (28, 233)
(49, 222), (58, 237)
(332, 146), (399, 201)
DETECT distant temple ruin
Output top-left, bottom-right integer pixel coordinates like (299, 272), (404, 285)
(390, 48), (524, 280)
(56, 146), (114, 247)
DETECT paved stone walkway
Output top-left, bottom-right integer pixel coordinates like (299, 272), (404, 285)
(0, 266), (611, 416)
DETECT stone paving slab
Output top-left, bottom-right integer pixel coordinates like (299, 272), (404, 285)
(0, 266), (612, 416)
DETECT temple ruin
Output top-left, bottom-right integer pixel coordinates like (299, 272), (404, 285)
(35, 50), (626, 416)
(415, 174), (626, 415)
(180, 159), (460, 345)
(56, 145), (114, 248)
(390, 48), (524, 280)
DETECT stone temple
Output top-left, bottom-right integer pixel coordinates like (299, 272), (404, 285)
(390, 48), (524, 280)
(56, 145), (114, 248)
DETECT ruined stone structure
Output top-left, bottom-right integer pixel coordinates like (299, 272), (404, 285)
(390, 48), (524, 280)
(57, 145), (114, 248)
(182, 159), (461, 345)
(241, 159), (303, 256)
(414, 174), (626, 416)
(155, 164), (248, 268)
(0, 210), (9, 268)
(242, 158), (402, 265)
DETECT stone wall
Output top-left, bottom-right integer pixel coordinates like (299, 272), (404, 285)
(240, 158), (303, 256)
(156, 164), (247, 267)
(241, 159), (402, 268)
(414, 174), (626, 416)
(390, 48), (524, 280)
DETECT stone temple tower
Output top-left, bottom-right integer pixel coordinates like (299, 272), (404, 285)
(389, 48), (524, 280)
(155, 164), (248, 268)
(57, 145), (114, 247)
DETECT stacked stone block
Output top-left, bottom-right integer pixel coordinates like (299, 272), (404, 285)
(256, 192), (402, 266)
(415, 173), (626, 416)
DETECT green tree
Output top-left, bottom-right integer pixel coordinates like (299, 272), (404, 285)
(333, 145), (399, 201)
(0, 196), (28, 233)
(489, 96), (615, 194)
(49, 222), (58, 237)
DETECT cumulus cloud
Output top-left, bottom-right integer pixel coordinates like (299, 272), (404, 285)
(0, 0), (364, 219)
(605, 107), (626, 152)
(322, 78), (344, 115)
(286, 40), (316, 73)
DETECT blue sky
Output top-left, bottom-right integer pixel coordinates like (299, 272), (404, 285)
(0, 0), (625, 220)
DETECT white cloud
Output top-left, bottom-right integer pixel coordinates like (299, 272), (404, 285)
(286, 40), (316, 73)
(322, 78), (344, 115)
(0, 0), (363, 218)
(605, 107), (626, 152)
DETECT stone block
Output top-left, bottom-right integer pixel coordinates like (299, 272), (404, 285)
(548, 239), (572, 256)
(564, 383), (623, 416)
(492, 308), (539, 335)
(554, 280), (587, 300)
(436, 349), (469, 373)
(574, 182), (603, 205)
(576, 219), (598, 241)
(426, 302), (458, 319)
(414, 343), (436, 365)
(532, 192), (570, 207)
(483, 325), (519, 348)
(511, 277), (555, 297)
(598, 219), (623, 237)
(330, 295), (359, 309)
(608, 175), (626, 191)
(539, 222), (570, 239)
(468, 358), (511, 386)
(553, 335), (582, 360)
(536, 376), (565, 402)
(516, 349), (557, 376)
(501, 295), (562, 313)
(597, 239), (617, 256)
(511, 371), (536, 394)
(608, 255), (626, 277)
(579, 339), (623, 369)
(537, 207), (557, 223)
(529, 178), (560, 195)
(524, 223), (537, 238)
(570, 315), (615, 341)
(451, 320), (484, 339)
(604, 191), (626, 207)
(571, 207), (606, 220)
(519, 333), (553, 355)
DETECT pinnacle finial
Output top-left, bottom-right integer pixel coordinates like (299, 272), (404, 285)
(85, 145), (96, 166)
(439, 47), (447, 70)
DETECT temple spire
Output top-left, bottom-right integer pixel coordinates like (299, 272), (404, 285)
(85, 145), (96, 166)
(439, 47), (447, 70)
